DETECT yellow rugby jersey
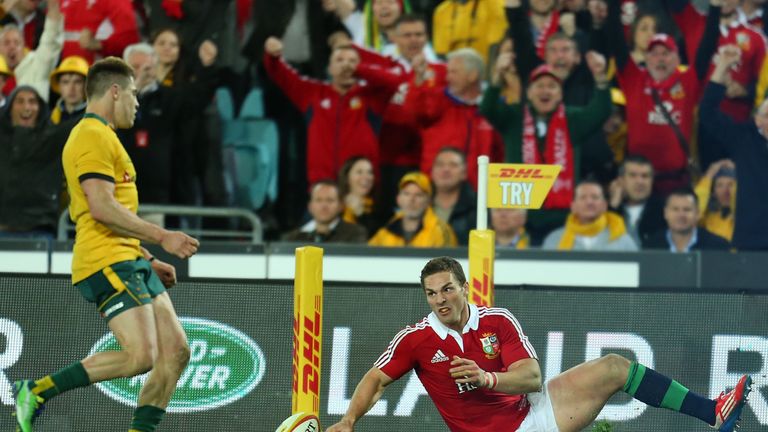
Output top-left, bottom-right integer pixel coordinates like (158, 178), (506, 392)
(62, 113), (142, 283)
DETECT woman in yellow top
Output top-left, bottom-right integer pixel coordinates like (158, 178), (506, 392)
(694, 159), (736, 241)
(338, 156), (387, 238)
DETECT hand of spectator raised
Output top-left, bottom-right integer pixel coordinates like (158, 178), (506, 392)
(710, 0), (724, 7)
(46, 0), (62, 20)
(492, 52), (515, 86)
(711, 44), (740, 83)
(609, 178), (624, 209)
(559, 12), (577, 37)
(79, 28), (101, 52)
(504, 0), (522, 8)
(1, 0), (21, 13)
(412, 53), (429, 86)
(264, 37), (283, 57)
(587, 0), (608, 29)
(321, 0), (337, 13)
(585, 51), (608, 85)
(704, 159), (735, 178)
(198, 40), (218, 67)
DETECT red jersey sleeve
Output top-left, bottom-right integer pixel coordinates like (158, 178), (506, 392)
(96, 0), (140, 58)
(403, 78), (446, 127)
(262, 53), (322, 112)
(616, 58), (644, 92)
(354, 44), (397, 69)
(373, 326), (418, 380)
(355, 63), (406, 95)
(495, 308), (538, 368)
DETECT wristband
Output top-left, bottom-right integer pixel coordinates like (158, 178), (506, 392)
(484, 371), (498, 390)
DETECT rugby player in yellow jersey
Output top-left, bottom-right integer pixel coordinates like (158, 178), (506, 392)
(13, 57), (199, 432)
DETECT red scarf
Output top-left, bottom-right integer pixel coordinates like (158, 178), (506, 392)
(534, 10), (559, 60)
(522, 104), (574, 209)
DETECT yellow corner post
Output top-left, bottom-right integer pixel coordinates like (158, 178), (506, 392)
(292, 246), (324, 416)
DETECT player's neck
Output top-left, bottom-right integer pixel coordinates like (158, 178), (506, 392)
(86, 100), (115, 129)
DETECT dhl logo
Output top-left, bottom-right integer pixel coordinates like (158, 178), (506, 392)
(293, 295), (322, 413)
(492, 168), (552, 179)
(470, 257), (493, 307)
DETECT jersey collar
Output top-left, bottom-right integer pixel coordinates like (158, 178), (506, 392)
(83, 112), (109, 126)
(428, 303), (480, 340)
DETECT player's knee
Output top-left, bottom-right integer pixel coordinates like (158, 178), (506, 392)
(127, 344), (158, 376)
(174, 341), (191, 369)
(601, 354), (631, 382)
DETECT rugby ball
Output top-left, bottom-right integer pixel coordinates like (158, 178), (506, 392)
(274, 412), (321, 432)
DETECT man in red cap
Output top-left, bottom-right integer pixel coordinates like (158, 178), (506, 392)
(605, 0), (721, 194)
(480, 52), (611, 242)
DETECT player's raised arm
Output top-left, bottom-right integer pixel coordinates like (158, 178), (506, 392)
(326, 367), (394, 432)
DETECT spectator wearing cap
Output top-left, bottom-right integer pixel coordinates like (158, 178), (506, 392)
(603, 0), (720, 193)
(699, 44), (768, 250)
(432, 0), (507, 63)
(283, 180), (368, 243)
(481, 53), (611, 241)
(694, 159), (736, 241)
(0, 56), (11, 108)
(644, 188), (730, 251)
(542, 180), (638, 251)
(369, 171), (457, 247)
(49, 55), (88, 124)
(405, 47), (504, 190)
(0, 0), (62, 101)
(59, 0), (140, 64)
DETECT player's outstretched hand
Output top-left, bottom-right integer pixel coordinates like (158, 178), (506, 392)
(151, 258), (177, 288)
(449, 356), (487, 388)
(326, 420), (354, 432)
(160, 231), (199, 259)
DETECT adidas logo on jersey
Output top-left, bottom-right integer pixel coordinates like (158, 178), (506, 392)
(431, 350), (449, 363)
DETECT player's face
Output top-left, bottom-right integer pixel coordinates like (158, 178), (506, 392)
(308, 184), (342, 225)
(373, 0), (402, 28)
(423, 271), (469, 331)
(347, 159), (374, 196)
(713, 176), (735, 208)
(396, 183), (430, 219)
(571, 183), (607, 224)
(431, 151), (466, 191)
(526, 75), (562, 115)
(153, 30), (180, 66)
(622, 162), (653, 202)
(545, 39), (579, 79)
(10, 89), (39, 128)
(58, 73), (86, 106)
(664, 195), (698, 233)
(395, 21), (427, 61)
(328, 48), (360, 89)
(113, 78), (139, 129)
(646, 45), (679, 82)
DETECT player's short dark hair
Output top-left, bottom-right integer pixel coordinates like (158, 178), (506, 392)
(619, 154), (654, 176)
(574, 178), (607, 201)
(665, 187), (698, 207)
(420, 256), (467, 290)
(395, 13), (427, 29)
(85, 57), (134, 100)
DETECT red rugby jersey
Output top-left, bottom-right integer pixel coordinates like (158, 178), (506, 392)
(375, 304), (538, 432)
(617, 60), (701, 173)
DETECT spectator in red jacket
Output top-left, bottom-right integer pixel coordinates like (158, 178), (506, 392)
(263, 37), (394, 186)
(352, 14), (448, 215)
(405, 47), (504, 189)
(60, 0), (140, 64)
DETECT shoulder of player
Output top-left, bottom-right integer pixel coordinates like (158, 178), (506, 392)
(477, 306), (524, 327)
(389, 317), (432, 341)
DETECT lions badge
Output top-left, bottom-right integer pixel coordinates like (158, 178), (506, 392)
(480, 332), (500, 359)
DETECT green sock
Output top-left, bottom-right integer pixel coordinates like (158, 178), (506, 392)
(130, 405), (166, 432)
(33, 361), (90, 401)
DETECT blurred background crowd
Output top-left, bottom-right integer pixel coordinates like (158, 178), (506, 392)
(1, 0), (766, 253)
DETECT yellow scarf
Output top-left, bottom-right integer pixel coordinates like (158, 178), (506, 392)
(558, 212), (627, 250)
(516, 230), (529, 250)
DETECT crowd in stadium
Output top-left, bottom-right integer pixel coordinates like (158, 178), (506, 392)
(0, 0), (767, 252)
